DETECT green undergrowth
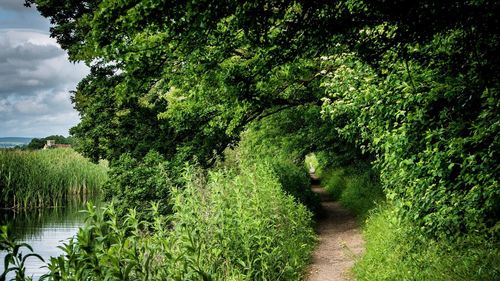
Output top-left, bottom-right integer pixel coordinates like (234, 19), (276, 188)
(224, 125), (321, 215)
(222, 154), (321, 215)
(0, 148), (108, 209)
(38, 162), (315, 280)
(309, 152), (499, 280)
(355, 207), (500, 281)
(264, 159), (320, 215)
(310, 153), (384, 220)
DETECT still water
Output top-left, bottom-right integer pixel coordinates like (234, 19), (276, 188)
(0, 197), (102, 280)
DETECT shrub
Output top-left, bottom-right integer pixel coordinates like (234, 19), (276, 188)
(40, 203), (174, 280)
(321, 167), (346, 200)
(265, 159), (320, 214)
(103, 150), (175, 219)
(42, 163), (316, 280)
(320, 35), (500, 240)
(232, 123), (322, 214)
(169, 163), (316, 280)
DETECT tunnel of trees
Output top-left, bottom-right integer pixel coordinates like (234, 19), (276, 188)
(21, 0), (499, 279)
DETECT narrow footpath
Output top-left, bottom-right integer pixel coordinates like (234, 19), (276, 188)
(306, 173), (365, 281)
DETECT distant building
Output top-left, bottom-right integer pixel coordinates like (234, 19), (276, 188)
(43, 140), (71, 149)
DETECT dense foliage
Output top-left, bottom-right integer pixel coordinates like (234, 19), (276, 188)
(103, 151), (175, 218)
(39, 162), (315, 281)
(0, 149), (107, 209)
(23, 0), (500, 278)
(102, 105), (333, 218)
(319, 29), (499, 238)
(226, 106), (334, 213)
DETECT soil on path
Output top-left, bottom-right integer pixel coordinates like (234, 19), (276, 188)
(306, 174), (364, 281)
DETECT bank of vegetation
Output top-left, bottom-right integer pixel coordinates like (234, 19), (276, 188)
(308, 152), (384, 221)
(0, 149), (108, 209)
(2, 132), (318, 280)
(1, 0), (498, 280)
(309, 150), (499, 281)
(40, 163), (316, 280)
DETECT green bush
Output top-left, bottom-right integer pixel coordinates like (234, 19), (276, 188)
(170, 163), (316, 280)
(320, 31), (499, 240)
(355, 207), (500, 281)
(42, 162), (316, 280)
(227, 119), (322, 214)
(103, 150), (175, 219)
(321, 167), (346, 200)
(266, 159), (320, 214)
(337, 164), (383, 220)
(41, 203), (174, 280)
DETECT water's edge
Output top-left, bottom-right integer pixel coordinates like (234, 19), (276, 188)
(0, 197), (102, 280)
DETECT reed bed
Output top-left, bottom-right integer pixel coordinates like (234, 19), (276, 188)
(0, 148), (108, 209)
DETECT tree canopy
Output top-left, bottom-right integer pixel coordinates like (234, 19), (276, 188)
(26, 0), (496, 163)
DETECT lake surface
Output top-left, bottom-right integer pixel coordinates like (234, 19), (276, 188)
(0, 197), (102, 280)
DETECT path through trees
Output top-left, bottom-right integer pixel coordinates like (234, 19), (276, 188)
(307, 175), (364, 281)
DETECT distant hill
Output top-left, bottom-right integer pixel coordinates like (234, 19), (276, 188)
(0, 137), (33, 148)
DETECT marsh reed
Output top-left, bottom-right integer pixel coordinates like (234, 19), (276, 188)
(0, 148), (107, 209)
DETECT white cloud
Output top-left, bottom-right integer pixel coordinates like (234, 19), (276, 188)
(0, 90), (80, 137)
(0, 29), (89, 137)
(1, 28), (54, 44)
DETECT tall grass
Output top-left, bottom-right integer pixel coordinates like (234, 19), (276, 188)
(355, 207), (500, 281)
(225, 129), (321, 215)
(0, 149), (108, 209)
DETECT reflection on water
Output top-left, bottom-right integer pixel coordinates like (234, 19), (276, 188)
(0, 196), (102, 280)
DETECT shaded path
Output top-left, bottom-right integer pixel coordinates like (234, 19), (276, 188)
(306, 174), (364, 281)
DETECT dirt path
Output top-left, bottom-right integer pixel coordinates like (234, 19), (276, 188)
(306, 174), (364, 281)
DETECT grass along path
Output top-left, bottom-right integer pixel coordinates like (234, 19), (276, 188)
(307, 173), (364, 281)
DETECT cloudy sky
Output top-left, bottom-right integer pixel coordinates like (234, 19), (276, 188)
(0, 0), (89, 137)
